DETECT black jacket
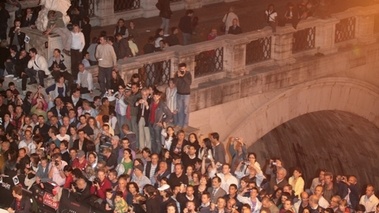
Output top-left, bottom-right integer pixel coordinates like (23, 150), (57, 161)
(179, 15), (193, 34)
(8, 27), (26, 49)
(157, 0), (172, 19)
(10, 195), (32, 213)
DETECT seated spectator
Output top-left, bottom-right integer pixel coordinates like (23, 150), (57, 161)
(82, 52), (91, 67)
(22, 48), (51, 89)
(47, 48), (74, 88)
(127, 35), (139, 57)
(76, 63), (94, 95)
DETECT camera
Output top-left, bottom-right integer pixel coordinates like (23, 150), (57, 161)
(242, 161), (250, 166)
(55, 160), (60, 166)
(93, 178), (101, 185)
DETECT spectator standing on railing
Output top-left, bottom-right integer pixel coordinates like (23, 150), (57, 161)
(174, 63), (192, 129)
(179, 10), (194, 45)
(96, 35), (117, 96)
(222, 7), (239, 35)
(265, 4), (278, 33)
(156, 0), (172, 36)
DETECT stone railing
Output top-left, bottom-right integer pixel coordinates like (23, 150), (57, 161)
(84, 4), (379, 92)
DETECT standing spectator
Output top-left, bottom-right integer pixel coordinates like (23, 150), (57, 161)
(228, 18), (242, 35)
(81, 16), (91, 53)
(165, 78), (177, 125)
(136, 88), (151, 150)
(282, 3), (299, 29)
(0, 40), (10, 77)
(95, 35), (117, 96)
(149, 90), (172, 154)
(114, 33), (131, 60)
(156, 0), (172, 36)
(22, 48), (51, 89)
(179, 10), (194, 45)
(87, 37), (98, 65)
(265, 4), (278, 33)
(71, 24), (85, 79)
(222, 7), (239, 34)
(0, 3), (10, 41)
(21, 7), (37, 28)
(174, 63), (192, 129)
(288, 167), (305, 198)
(210, 132), (226, 166)
(8, 19), (25, 50)
(359, 185), (379, 213)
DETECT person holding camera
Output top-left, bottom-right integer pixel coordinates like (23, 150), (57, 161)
(71, 176), (92, 202)
(90, 168), (112, 200)
(9, 19), (26, 51)
(48, 153), (67, 186)
(174, 63), (192, 129)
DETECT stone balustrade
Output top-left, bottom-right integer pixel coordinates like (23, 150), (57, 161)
(83, 5), (379, 91)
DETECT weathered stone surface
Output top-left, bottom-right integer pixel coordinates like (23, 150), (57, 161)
(250, 111), (379, 189)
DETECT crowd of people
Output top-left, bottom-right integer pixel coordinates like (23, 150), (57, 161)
(0, 0), (378, 213)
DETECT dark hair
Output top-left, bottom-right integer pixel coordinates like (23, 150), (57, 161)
(210, 132), (219, 140)
(185, 10), (194, 15)
(212, 176), (221, 183)
(178, 62), (187, 68)
(29, 48), (37, 54)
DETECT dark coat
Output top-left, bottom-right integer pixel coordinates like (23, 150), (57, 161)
(157, 0), (172, 19)
(8, 27), (26, 49)
(146, 195), (162, 213)
(10, 195), (32, 213)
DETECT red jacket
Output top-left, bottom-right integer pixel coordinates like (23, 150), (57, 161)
(90, 178), (112, 199)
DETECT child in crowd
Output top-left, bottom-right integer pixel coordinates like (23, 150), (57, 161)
(105, 189), (115, 212)
(114, 190), (128, 213)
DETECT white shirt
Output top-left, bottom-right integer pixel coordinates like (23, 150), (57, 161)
(71, 31), (85, 51)
(237, 195), (262, 213)
(359, 194), (379, 212)
(318, 196), (330, 209)
(77, 70), (93, 91)
(18, 140), (36, 154)
(49, 160), (67, 186)
(57, 134), (70, 142)
(217, 173), (239, 192)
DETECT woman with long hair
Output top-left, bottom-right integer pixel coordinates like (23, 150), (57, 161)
(127, 182), (146, 213)
(117, 148), (133, 176)
(162, 126), (175, 150)
(87, 117), (101, 150)
(169, 130), (187, 157)
(68, 126), (78, 148)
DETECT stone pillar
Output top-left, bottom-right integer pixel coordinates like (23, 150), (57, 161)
(223, 35), (247, 78)
(141, 0), (159, 18)
(355, 12), (377, 44)
(95, 0), (115, 25)
(314, 18), (339, 54)
(272, 28), (296, 66)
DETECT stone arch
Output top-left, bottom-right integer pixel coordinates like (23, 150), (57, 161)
(228, 77), (379, 147)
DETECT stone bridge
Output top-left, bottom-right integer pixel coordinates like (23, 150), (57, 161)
(18, 3), (379, 187)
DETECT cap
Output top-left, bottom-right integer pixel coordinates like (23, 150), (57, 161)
(77, 150), (85, 158)
(158, 184), (170, 191)
(134, 164), (144, 172)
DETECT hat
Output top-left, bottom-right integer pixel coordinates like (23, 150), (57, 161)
(158, 184), (170, 191)
(134, 164), (144, 172)
(77, 150), (85, 158)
